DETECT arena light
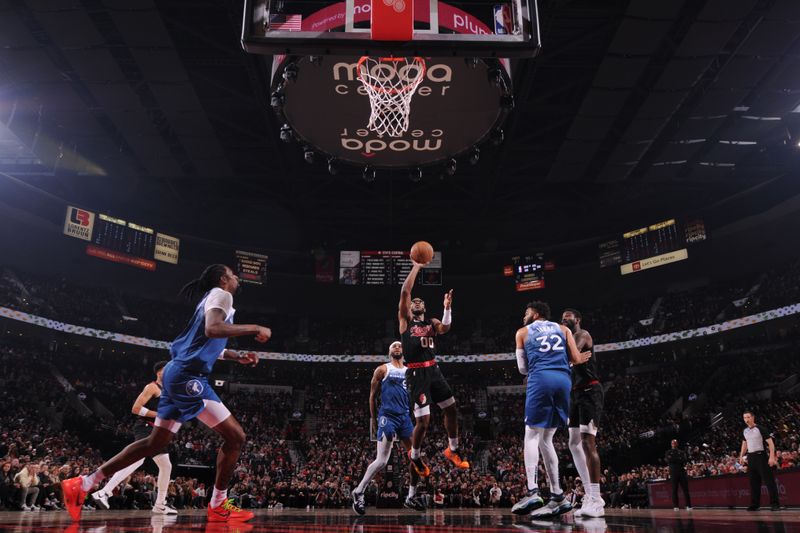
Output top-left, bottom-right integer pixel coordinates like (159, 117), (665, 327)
(279, 124), (293, 143)
(445, 158), (457, 176)
(469, 147), (480, 165)
(270, 90), (285, 109)
(362, 166), (376, 183)
(282, 63), (298, 82)
(303, 147), (315, 164)
(491, 128), (504, 146)
(327, 157), (339, 176)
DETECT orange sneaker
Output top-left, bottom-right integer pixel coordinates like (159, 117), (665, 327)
(61, 476), (86, 521)
(444, 448), (470, 469)
(407, 449), (430, 477)
(207, 499), (255, 522)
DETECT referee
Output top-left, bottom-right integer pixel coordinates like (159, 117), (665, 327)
(665, 439), (692, 511)
(739, 410), (780, 511)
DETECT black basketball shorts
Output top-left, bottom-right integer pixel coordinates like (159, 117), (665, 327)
(407, 364), (454, 416)
(568, 383), (603, 433)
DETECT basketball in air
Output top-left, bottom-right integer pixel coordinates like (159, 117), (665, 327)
(410, 241), (434, 265)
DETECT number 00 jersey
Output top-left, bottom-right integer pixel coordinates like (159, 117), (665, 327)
(401, 318), (437, 365)
(524, 320), (570, 374)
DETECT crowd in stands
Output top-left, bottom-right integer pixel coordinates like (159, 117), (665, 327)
(2, 256), (800, 513)
(3, 256), (800, 354)
(0, 346), (103, 511)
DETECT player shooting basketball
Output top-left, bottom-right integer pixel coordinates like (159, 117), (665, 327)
(399, 259), (469, 477)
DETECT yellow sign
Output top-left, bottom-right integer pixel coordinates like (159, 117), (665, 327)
(128, 222), (154, 234)
(99, 213), (126, 226)
(620, 248), (688, 275)
(154, 233), (180, 264)
(623, 226), (648, 239)
(648, 219), (675, 231)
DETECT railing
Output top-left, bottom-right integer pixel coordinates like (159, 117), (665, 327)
(1, 302), (799, 361)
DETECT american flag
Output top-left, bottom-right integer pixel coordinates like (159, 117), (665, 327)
(270, 13), (302, 31)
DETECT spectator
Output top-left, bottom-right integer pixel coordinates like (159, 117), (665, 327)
(13, 463), (40, 511)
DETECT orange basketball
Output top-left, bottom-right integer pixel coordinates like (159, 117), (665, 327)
(410, 241), (434, 265)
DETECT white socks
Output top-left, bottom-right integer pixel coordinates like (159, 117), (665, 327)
(568, 428), (601, 499)
(355, 438), (393, 494)
(81, 470), (107, 492)
(153, 453), (172, 506)
(568, 428), (592, 493)
(410, 447), (421, 460)
(408, 485), (416, 499)
(538, 427), (561, 495)
(524, 426), (542, 492)
(96, 458), (145, 495)
(210, 487), (228, 508)
(448, 438), (458, 452)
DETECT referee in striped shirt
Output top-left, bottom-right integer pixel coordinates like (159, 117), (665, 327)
(739, 410), (780, 511)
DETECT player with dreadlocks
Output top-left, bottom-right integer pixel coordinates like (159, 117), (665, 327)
(62, 264), (271, 523)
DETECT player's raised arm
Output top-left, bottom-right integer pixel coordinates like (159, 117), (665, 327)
(562, 325), (591, 365)
(131, 383), (159, 418)
(432, 290), (453, 335)
(515, 327), (528, 375)
(399, 263), (423, 333)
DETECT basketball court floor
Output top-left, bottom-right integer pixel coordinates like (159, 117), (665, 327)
(0, 508), (797, 533)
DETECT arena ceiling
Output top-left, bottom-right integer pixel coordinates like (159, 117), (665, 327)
(2, 0), (800, 255)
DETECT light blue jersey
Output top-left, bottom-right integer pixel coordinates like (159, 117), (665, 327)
(524, 320), (570, 375)
(379, 363), (409, 417)
(169, 288), (235, 374)
(376, 363), (413, 442)
(523, 319), (571, 428)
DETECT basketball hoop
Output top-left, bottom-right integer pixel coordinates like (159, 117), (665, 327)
(357, 56), (426, 138)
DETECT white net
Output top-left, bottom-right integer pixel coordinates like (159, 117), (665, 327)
(357, 56), (426, 138)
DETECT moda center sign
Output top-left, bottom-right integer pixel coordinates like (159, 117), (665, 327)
(270, 4), (512, 168)
(273, 55), (509, 167)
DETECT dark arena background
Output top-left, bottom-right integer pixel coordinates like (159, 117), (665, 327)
(1, 0), (800, 532)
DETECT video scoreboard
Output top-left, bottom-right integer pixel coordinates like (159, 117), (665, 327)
(598, 218), (706, 275)
(63, 206), (180, 271)
(236, 250), (269, 285)
(512, 254), (545, 291)
(339, 250), (442, 285)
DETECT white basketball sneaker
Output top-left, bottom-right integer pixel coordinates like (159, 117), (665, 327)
(511, 490), (544, 515)
(90, 490), (110, 510)
(152, 503), (178, 515)
(576, 496), (605, 518)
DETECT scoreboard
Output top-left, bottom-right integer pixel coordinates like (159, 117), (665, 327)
(236, 250), (268, 285)
(339, 250), (442, 285)
(63, 206), (180, 271)
(621, 219), (682, 264)
(92, 214), (156, 259)
(512, 253), (546, 291)
(598, 218), (706, 275)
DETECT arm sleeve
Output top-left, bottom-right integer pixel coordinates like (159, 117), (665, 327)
(204, 288), (233, 317)
(760, 426), (775, 441)
(516, 348), (528, 375)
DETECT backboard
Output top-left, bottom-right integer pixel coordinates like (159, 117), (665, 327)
(241, 0), (541, 57)
(270, 54), (513, 168)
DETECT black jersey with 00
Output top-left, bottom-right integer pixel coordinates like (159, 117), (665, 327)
(401, 318), (437, 364)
